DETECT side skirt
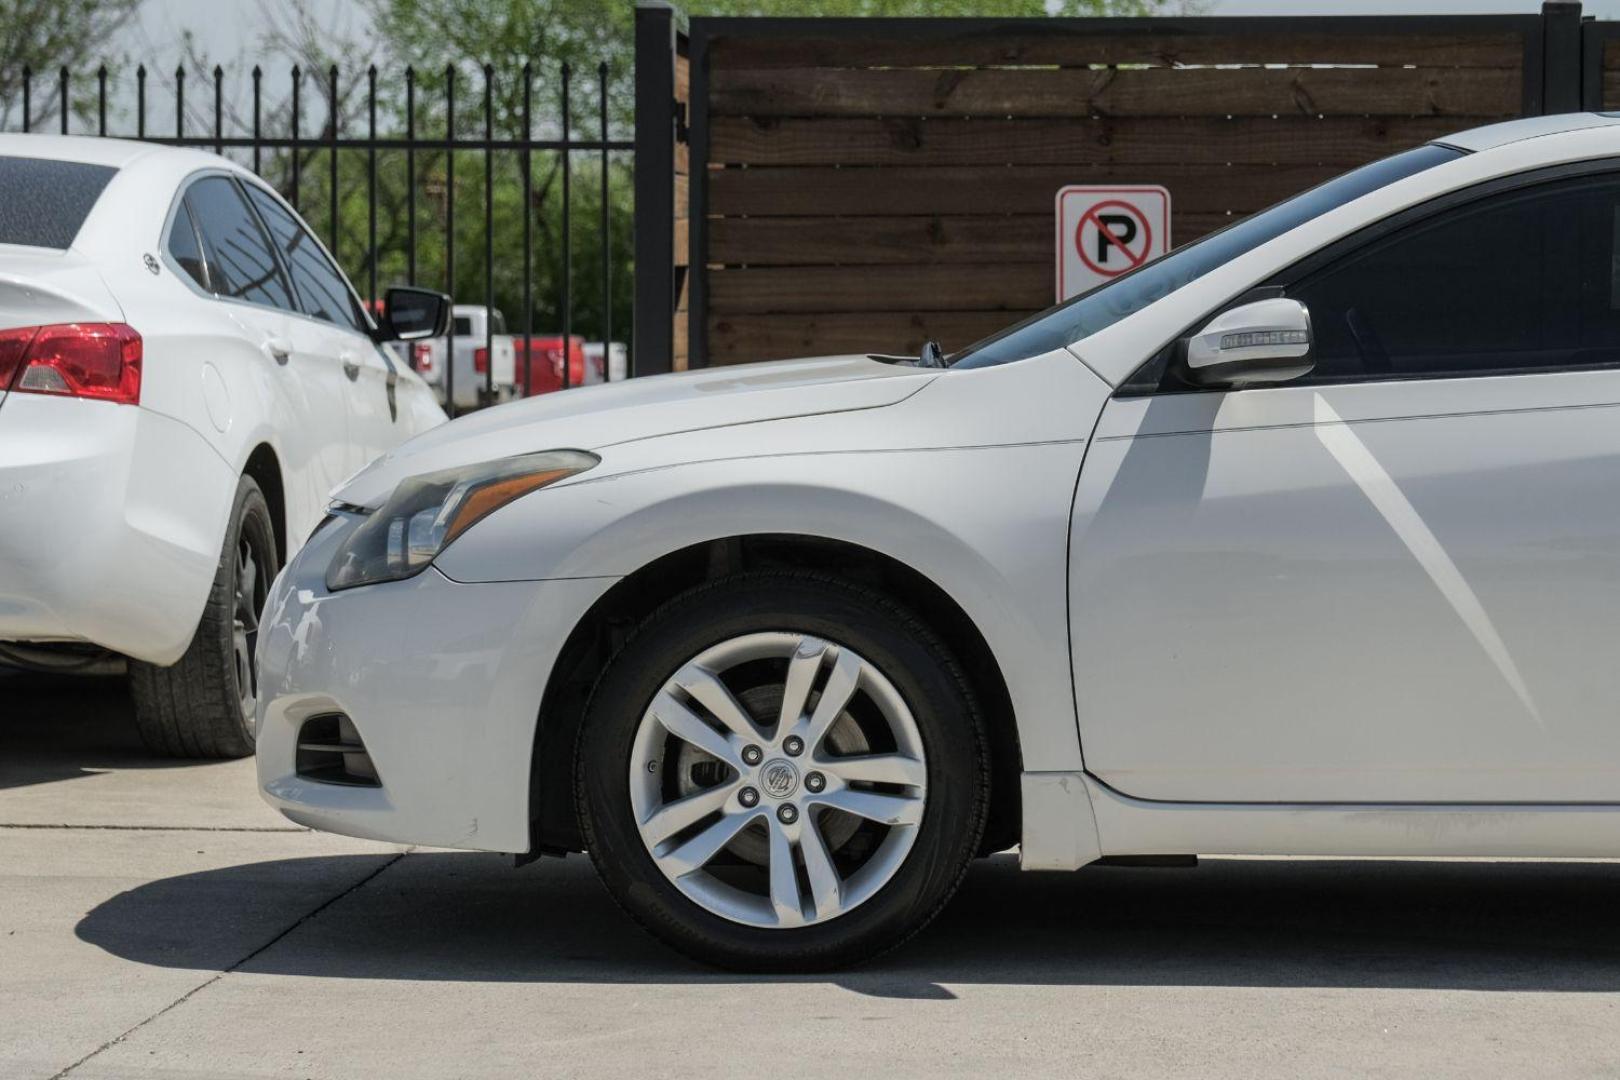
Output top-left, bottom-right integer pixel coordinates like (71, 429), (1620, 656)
(1083, 774), (1620, 862)
(1016, 770), (1620, 869)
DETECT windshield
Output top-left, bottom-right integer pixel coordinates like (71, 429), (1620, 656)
(950, 143), (1465, 370)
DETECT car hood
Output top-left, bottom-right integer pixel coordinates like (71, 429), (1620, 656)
(335, 353), (936, 508)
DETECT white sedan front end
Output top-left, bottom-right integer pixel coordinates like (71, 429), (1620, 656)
(255, 509), (610, 852)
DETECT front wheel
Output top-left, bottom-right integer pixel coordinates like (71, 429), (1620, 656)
(577, 572), (988, 971)
(129, 475), (278, 759)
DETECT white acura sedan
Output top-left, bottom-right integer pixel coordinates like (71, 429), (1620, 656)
(0, 135), (447, 757)
(260, 113), (1620, 970)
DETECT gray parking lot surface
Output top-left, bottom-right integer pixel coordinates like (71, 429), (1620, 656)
(4, 669), (1620, 1079)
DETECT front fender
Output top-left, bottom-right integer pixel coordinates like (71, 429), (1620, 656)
(435, 446), (1089, 771)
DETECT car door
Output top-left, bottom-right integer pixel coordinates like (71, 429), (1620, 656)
(1070, 166), (1620, 805)
(239, 182), (398, 470)
(183, 175), (351, 535)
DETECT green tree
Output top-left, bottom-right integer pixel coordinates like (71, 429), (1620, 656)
(207, 0), (1193, 373)
(0, 0), (140, 130)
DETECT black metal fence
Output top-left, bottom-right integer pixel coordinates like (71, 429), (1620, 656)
(9, 60), (634, 413)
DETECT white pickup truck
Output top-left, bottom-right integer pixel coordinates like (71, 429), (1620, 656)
(409, 304), (516, 411)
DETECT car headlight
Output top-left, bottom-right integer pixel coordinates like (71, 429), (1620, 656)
(325, 450), (599, 591)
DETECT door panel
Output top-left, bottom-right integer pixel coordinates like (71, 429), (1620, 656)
(1071, 378), (1620, 804)
(183, 173), (349, 538)
(258, 312), (353, 531)
(341, 334), (400, 465)
(239, 179), (387, 477)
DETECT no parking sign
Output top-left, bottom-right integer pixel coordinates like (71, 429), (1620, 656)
(1056, 186), (1170, 302)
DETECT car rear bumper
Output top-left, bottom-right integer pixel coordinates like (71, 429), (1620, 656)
(254, 518), (616, 853)
(0, 394), (234, 664)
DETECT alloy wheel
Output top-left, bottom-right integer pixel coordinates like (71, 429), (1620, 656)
(628, 632), (927, 929)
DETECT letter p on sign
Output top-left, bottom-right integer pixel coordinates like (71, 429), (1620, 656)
(1056, 186), (1170, 302)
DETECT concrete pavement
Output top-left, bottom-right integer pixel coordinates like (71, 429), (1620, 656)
(5, 669), (1620, 1078)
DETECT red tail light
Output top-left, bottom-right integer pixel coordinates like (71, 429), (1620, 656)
(0, 323), (141, 405)
(412, 341), (434, 373)
(473, 346), (489, 374)
(0, 327), (32, 392)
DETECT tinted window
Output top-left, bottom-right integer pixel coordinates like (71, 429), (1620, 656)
(0, 157), (116, 249)
(241, 184), (365, 332)
(1292, 174), (1620, 382)
(165, 199), (209, 290)
(186, 176), (295, 311)
(453, 316), (473, 336)
(951, 144), (1464, 370)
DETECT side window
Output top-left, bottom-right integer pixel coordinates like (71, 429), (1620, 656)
(184, 176), (296, 312)
(241, 184), (366, 333)
(1290, 175), (1617, 383)
(165, 198), (209, 290)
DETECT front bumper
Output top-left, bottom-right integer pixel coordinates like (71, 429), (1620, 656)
(0, 395), (233, 664)
(254, 517), (616, 853)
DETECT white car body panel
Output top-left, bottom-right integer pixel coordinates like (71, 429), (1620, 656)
(256, 522), (612, 852)
(1073, 374), (1620, 803)
(257, 115), (1620, 867)
(0, 394), (236, 660)
(0, 135), (445, 664)
(338, 353), (947, 508)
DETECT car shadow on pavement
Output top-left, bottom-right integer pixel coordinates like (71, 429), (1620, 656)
(75, 849), (1620, 998)
(0, 669), (201, 790)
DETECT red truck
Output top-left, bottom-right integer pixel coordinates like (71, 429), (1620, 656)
(514, 335), (604, 396)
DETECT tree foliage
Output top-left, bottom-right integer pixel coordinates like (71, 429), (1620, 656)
(193, 0), (1189, 350)
(0, 0), (140, 129)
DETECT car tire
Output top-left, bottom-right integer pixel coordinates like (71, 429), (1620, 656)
(577, 570), (989, 972)
(129, 475), (278, 759)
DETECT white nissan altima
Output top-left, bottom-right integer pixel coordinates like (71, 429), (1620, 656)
(0, 135), (448, 757)
(260, 113), (1620, 970)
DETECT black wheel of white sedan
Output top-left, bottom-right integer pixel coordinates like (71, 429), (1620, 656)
(129, 475), (278, 759)
(578, 572), (988, 971)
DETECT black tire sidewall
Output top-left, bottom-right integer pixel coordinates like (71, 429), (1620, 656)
(222, 479), (279, 741)
(128, 474), (279, 759)
(578, 572), (988, 971)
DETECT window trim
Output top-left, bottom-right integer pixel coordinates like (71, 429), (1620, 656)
(159, 172), (222, 302)
(161, 168), (376, 339)
(236, 176), (376, 337)
(1120, 157), (1620, 397)
(163, 169), (299, 316)
(161, 191), (213, 293)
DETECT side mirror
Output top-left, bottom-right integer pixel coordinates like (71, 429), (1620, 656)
(1181, 298), (1314, 388)
(378, 286), (451, 342)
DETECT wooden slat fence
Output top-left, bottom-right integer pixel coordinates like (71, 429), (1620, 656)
(687, 17), (1542, 365)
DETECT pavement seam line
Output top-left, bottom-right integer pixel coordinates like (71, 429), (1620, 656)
(48, 848), (412, 1080)
(1, 823), (309, 833)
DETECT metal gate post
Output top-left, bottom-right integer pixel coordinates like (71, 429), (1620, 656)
(633, 2), (680, 376)
(1543, 1), (1585, 113)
